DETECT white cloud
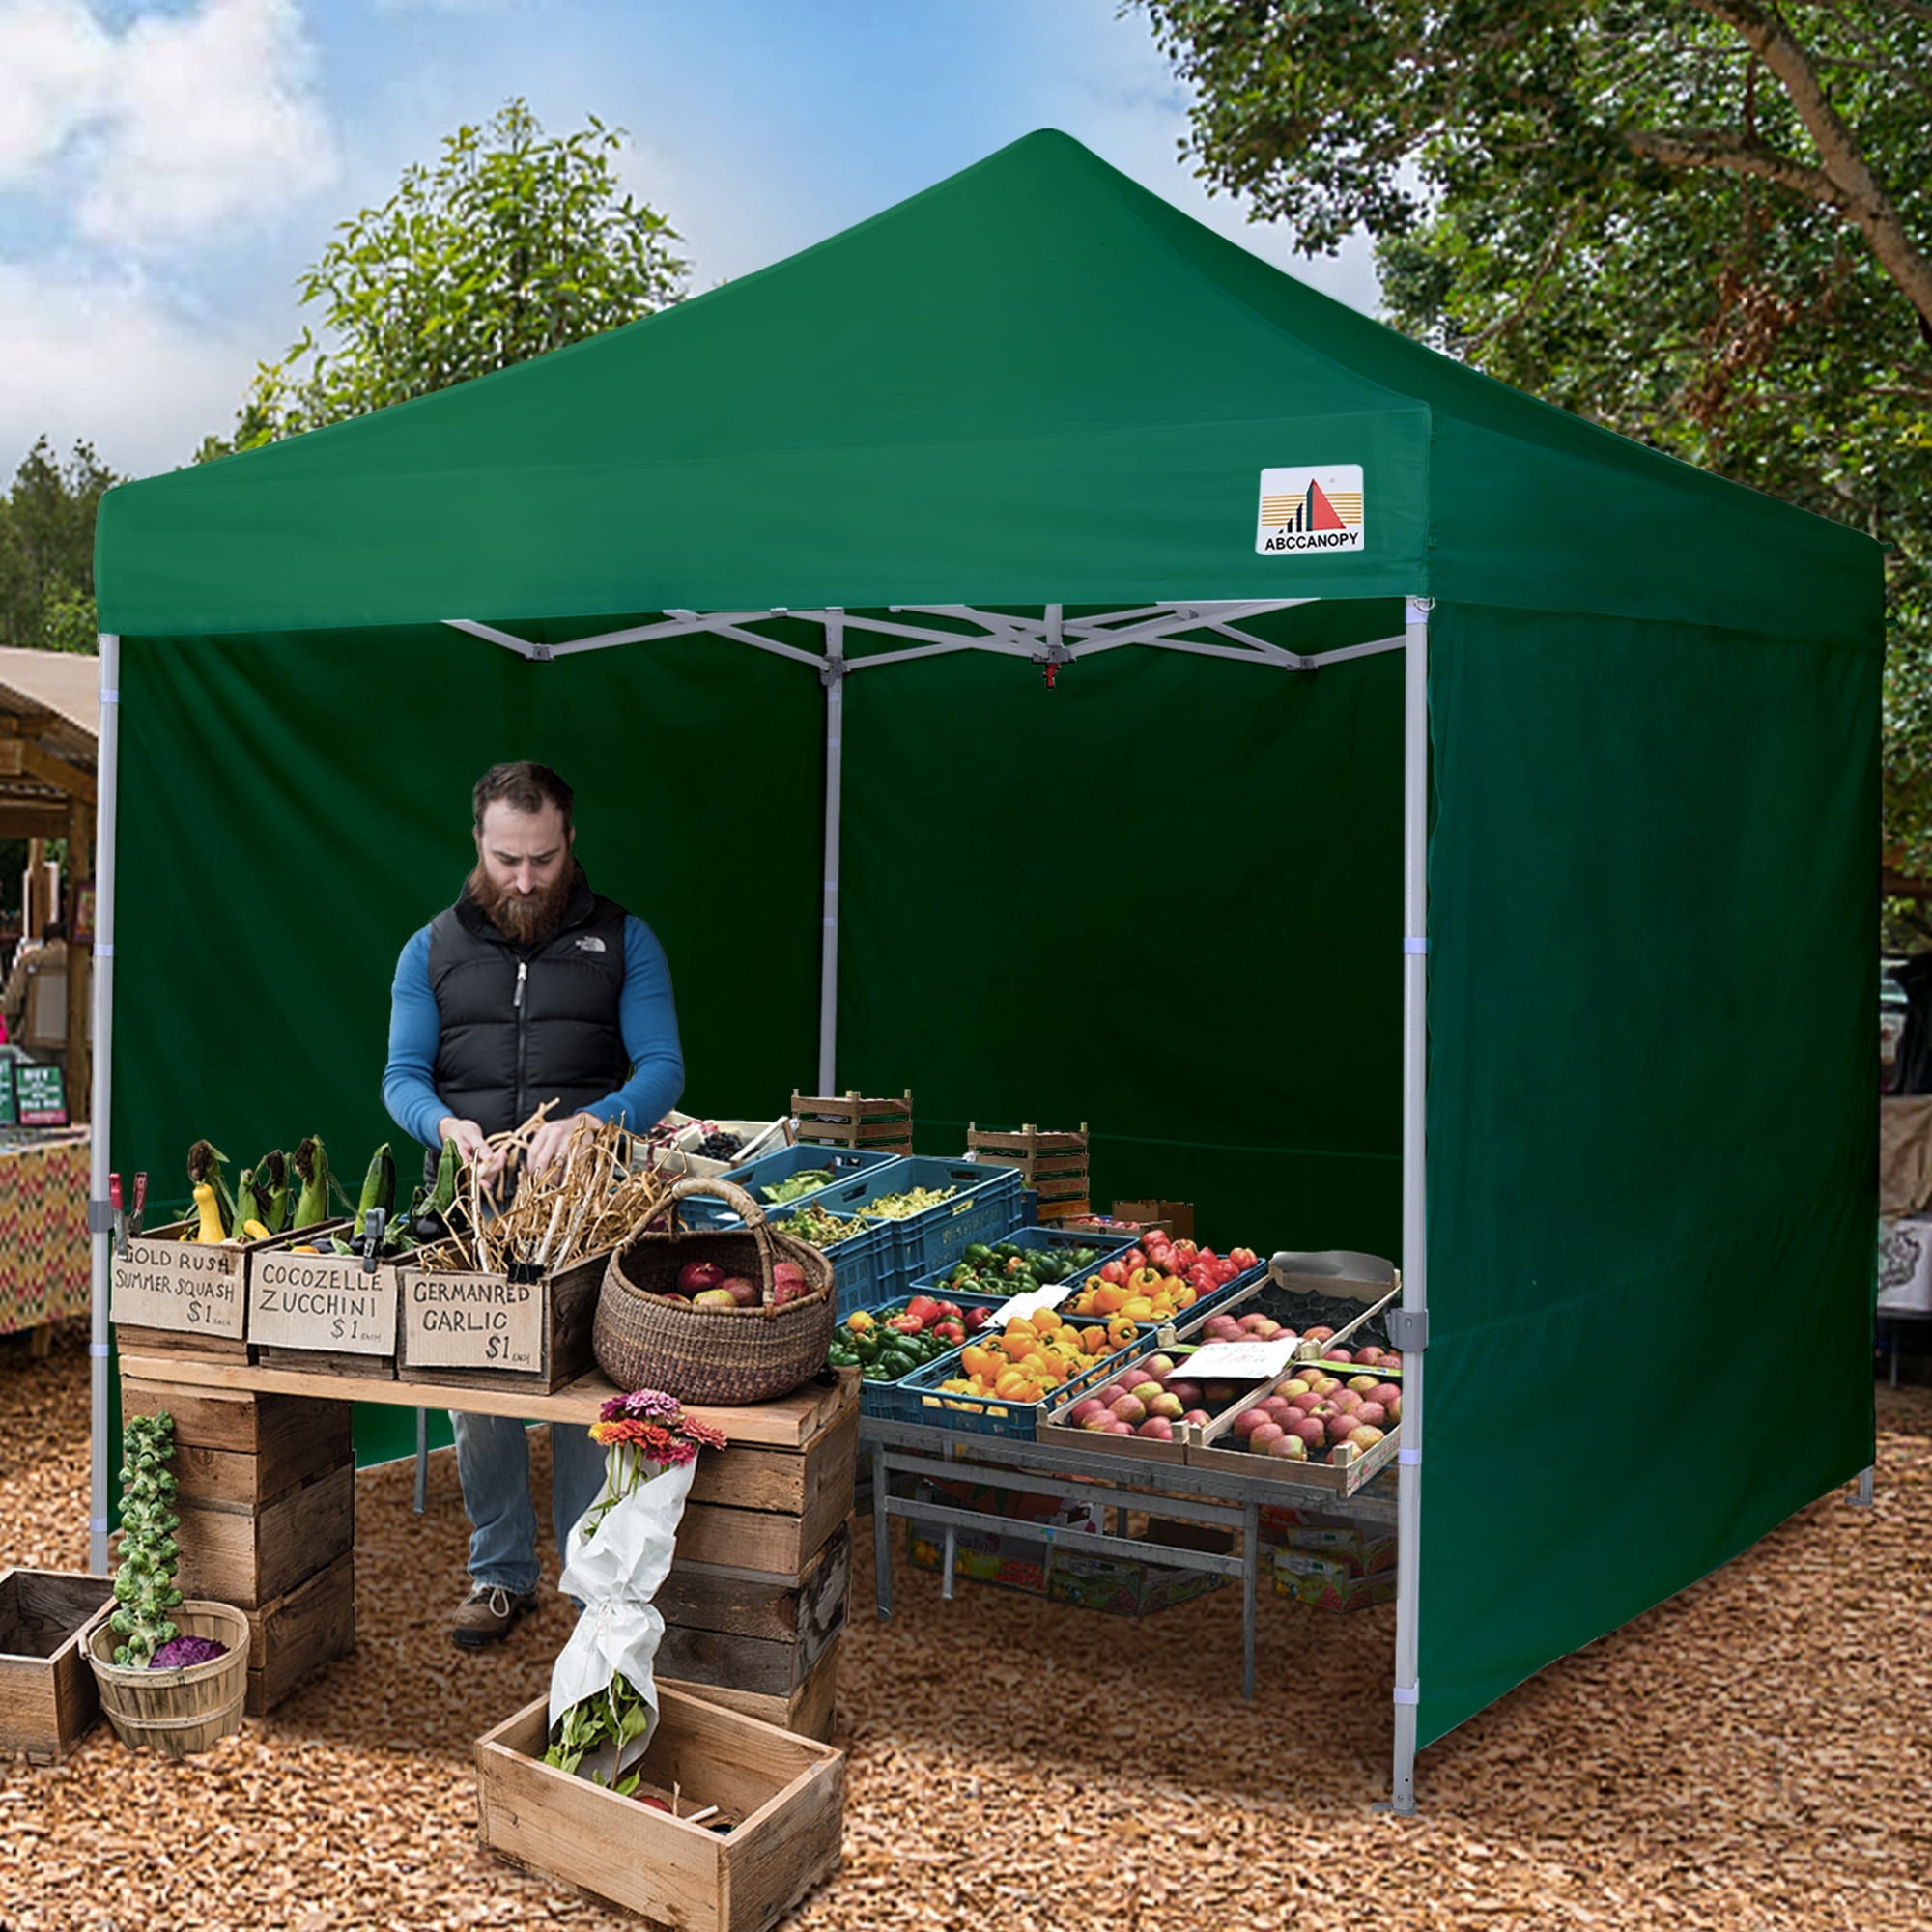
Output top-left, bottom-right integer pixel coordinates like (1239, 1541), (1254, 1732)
(0, 260), (261, 475)
(79, 0), (339, 246)
(0, 0), (337, 247)
(0, 0), (114, 181)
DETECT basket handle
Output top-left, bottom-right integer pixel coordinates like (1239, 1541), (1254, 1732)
(666, 1174), (769, 1230)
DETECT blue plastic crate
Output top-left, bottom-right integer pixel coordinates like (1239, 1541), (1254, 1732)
(726, 1144), (903, 1214)
(756, 1203), (893, 1320)
(904, 1225), (1139, 1301)
(871, 1320), (1164, 1439)
(855, 1158), (1026, 1290)
(838, 1289), (1009, 1417)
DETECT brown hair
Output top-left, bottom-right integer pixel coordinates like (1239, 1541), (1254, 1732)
(472, 761), (573, 832)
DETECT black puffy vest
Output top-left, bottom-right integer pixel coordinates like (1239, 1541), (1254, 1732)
(427, 872), (631, 1138)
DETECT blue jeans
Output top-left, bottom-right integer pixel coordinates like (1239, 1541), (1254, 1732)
(450, 1413), (611, 1597)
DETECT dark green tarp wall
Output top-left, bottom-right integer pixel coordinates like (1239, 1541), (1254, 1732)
(95, 128), (1884, 1756)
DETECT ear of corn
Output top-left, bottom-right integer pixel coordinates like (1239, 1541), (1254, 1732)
(187, 1142), (238, 1235)
(292, 1136), (330, 1229)
(355, 1144), (396, 1237)
(430, 1136), (461, 1216)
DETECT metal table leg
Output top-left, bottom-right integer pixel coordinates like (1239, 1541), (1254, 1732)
(1242, 1498), (1259, 1702)
(872, 1444), (893, 1620)
(412, 1408), (428, 1515)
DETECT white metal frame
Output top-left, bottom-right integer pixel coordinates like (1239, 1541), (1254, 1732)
(85, 596), (1426, 1799)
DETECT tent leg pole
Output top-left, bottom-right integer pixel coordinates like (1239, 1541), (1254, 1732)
(816, 627), (845, 1094)
(87, 633), (123, 1576)
(1855, 1465), (1875, 1508)
(1385, 596), (1431, 1817)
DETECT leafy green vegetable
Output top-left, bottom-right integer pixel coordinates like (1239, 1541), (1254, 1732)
(760, 1168), (834, 1206)
(544, 1670), (654, 1779)
(109, 1412), (185, 1667)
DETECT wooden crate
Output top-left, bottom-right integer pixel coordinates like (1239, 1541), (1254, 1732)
(790, 1089), (914, 1156)
(124, 1379), (354, 1509)
(656, 1527), (849, 1700)
(966, 1122), (1091, 1223)
(660, 1642), (839, 1745)
(244, 1552), (355, 1717)
(111, 1217), (348, 1357)
(173, 1459), (355, 1609)
(676, 1409), (857, 1577)
(395, 1246), (608, 1393)
(249, 1231), (400, 1378)
(0, 1569), (110, 1762)
(475, 1687), (845, 1932)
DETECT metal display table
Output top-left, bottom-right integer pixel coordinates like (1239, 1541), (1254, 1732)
(863, 1414), (1398, 1700)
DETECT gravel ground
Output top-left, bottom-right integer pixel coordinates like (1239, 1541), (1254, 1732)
(3, 1319), (1928, 1931)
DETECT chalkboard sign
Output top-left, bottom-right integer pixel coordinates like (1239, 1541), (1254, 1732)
(15, 1063), (66, 1126)
(0, 1062), (15, 1127)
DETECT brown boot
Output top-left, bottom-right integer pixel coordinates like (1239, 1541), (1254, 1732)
(450, 1583), (539, 1649)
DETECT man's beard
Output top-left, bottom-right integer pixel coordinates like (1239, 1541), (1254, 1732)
(469, 860), (578, 946)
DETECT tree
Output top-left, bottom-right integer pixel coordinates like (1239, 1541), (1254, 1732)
(216, 99), (688, 452)
(1137, 1), (1932, 871)
(0, 437), (118, 654)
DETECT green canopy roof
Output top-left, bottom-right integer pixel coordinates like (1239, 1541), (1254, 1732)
(97, 129), (1871, 644)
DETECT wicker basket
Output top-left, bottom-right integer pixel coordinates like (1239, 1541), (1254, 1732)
(593, 1177), (836, 1406)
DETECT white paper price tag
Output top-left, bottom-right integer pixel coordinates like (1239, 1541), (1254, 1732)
(987, 1283), (1076, 1326)
(1181, 1339), (1298, 1381)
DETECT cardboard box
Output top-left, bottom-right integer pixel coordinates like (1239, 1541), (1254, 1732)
(1259, 1513), (1398, 1578)
(1112, 1200), (1196, 1239)
(1271, 1553), (1396, 1614)
(1048, 1556), (1227, 1617)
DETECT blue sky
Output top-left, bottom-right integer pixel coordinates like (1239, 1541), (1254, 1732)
(0, 0), (1379, 478)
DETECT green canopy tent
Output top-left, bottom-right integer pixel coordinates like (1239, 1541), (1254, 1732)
(90, 129), (1881, 1807)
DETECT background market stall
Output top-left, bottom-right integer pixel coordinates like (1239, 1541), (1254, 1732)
(89, 129), (1882, 1808)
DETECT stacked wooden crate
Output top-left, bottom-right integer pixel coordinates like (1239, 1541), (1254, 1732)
(121, 1377), (356, 1718)
(790, 1090), (914, 1159)
(653, 1375), (857, 1743)
(965, 1122), (1092, 1222)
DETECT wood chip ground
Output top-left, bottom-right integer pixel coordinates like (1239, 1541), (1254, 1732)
(3, 1321), (1925, 1930)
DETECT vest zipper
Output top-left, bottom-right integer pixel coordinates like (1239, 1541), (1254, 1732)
(514, 959), (529, 1122)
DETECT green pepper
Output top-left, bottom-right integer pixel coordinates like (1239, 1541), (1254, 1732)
(963, 1244), (994, 1265)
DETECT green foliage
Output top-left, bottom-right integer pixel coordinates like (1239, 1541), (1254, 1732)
(0, 437), (115, 653)
(109, 1411), (184, 1666)
(215, 99), (687, 453)
(542, 1670), (654, 1785)
(1138, 0), (1932, 862)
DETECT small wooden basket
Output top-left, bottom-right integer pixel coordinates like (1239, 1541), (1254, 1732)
(86, 1601), (250, 1757)
(594, 1178), (835, 1406)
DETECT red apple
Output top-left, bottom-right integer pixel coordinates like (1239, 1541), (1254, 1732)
(1110, 1395), (1147, 1426)
(1306, 1326), (1336, 1343)
(1370, 1383), (1403, 1408)
(1265, 1433), (1307, 1461)
(1348, 1424), (1386, 1450)
(1248, 1423), (1286, 1454)
(677, 1260), (727, 1295)
(719, 1275), (761, 1308)
(1355, 1402), (1387, 1429)
(1166, 1380), (1203, 1408)
(1137, 1418), (1175, 1440)
(1149, 1392), (1184, 1421)
(1182, 1409), (1212, 1427)
(1322, 1349), (1354, 1366)
(1067, 1398), (1106, 1426)
(1288, 1416), (1326, 1449)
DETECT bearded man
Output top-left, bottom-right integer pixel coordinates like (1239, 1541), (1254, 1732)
(383, 759), (684, 1647)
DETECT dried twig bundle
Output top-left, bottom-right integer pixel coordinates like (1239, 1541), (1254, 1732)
(417, 1110), (676, 1275)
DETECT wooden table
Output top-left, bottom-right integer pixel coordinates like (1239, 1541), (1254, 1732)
(118, 1351), (857, 1735)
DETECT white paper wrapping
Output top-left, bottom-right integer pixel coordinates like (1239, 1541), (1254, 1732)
(546, 1450), (696, 1780)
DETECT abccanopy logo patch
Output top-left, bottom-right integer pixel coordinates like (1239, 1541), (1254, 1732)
(1256, 466), (1365, 554)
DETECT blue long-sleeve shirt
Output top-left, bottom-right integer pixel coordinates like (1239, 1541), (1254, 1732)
(383, 916), (685, 1151)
